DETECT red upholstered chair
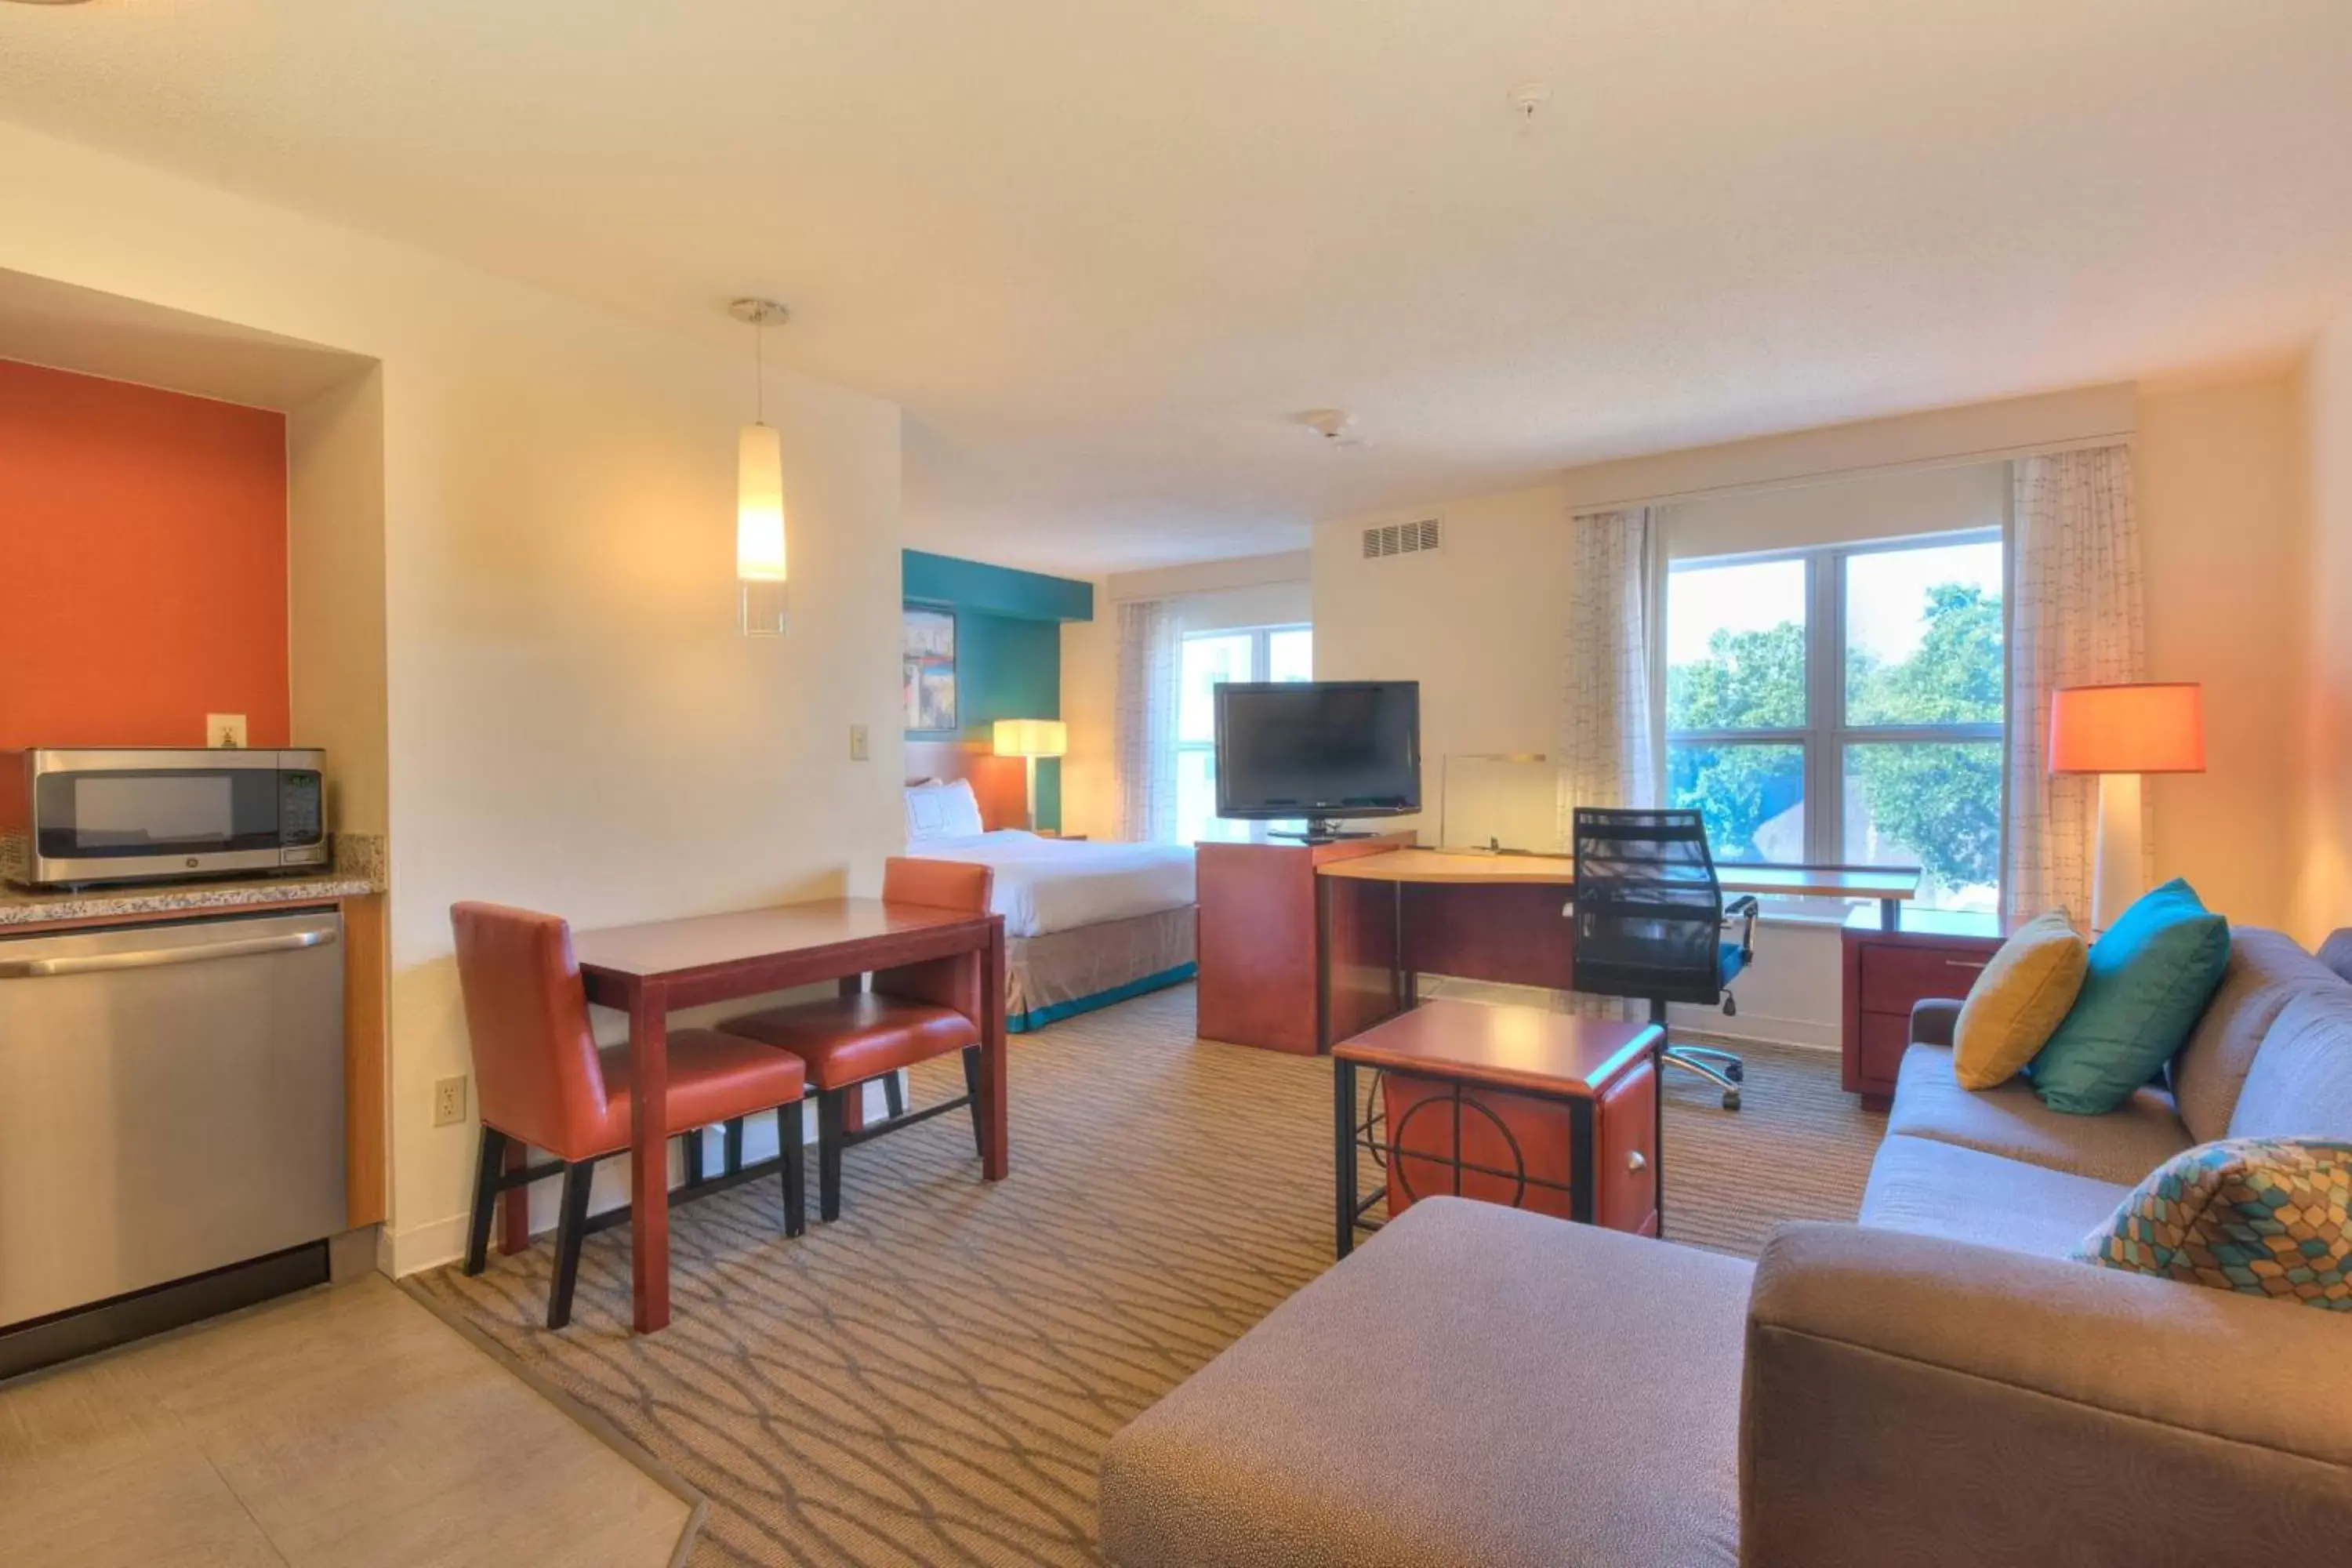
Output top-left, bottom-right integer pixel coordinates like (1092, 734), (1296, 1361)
(716, 857), (993, 1222)
(449, 902), (808, 1328)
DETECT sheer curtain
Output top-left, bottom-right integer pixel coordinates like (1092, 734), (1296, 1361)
(1556, 506), (1664, 1018)
(2004, 445), (2146, 927)
(1558, 506), (1664, 839)
(1114, 598), (1181, 843)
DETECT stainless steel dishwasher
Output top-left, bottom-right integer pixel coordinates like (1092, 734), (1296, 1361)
(0, 908), (346, 1342)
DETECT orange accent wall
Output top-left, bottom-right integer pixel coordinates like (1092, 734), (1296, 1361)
(0, 359), (289, 750)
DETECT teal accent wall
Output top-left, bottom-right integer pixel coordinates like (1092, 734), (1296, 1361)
(903, 550), (1093, 832)
(903, 550), (1093, 622)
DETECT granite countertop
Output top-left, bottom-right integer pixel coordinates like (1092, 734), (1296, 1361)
(0, 834), (386, 929)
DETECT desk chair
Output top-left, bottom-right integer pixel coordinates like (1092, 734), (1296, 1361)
(451, 902), (808, 1329)
(1567, 808), (1758, 1111)
(715, 858), (994, 1222)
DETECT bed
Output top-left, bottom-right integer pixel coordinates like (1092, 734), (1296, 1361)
(903, 775), (1196, 1031)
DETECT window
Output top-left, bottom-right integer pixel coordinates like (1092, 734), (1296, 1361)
(1177, 624), (1312, 845)
(1665, 533), (2002, 912)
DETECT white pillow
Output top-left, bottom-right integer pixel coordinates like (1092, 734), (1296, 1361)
(905, 779), (985, 841)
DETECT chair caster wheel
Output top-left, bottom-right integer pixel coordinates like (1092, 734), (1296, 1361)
(1725, 1062), (1744, 1083)
(1721, 1090), (1742, 1112)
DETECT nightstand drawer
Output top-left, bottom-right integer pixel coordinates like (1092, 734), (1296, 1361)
(1859, 944), (1994, 1013)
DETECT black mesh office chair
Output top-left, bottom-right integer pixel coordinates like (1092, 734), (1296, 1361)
(1567, 808), (1758, 1111)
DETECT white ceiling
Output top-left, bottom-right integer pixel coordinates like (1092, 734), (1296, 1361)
(2, 2), (2350, 576)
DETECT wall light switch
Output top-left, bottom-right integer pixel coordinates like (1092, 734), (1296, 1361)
(850, 724), (869, 761)
(434, 1076), (467, 1127)
(206, 713), (248, 749)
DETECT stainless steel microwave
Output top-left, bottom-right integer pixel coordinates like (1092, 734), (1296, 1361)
(1, 748), (328, 889)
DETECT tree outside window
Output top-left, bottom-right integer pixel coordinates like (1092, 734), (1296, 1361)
(1665, 535), (2003, 912)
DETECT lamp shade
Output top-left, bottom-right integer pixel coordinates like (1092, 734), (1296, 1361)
(736, 423), (788, 583)
(993, 719), (1068, 758)
(2049, 683), (2205, 775)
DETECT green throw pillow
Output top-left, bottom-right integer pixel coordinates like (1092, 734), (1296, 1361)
(2030, 878), (2228, 1115)
(2073, 1138), (2352, 1310)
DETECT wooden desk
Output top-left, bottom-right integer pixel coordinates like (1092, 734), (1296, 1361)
(1310, 846), (1920, 1051)
(1320, 848), (1922, 927)
(571, 898), (1007, 1332)
(1334, 1001), (1663, 1255)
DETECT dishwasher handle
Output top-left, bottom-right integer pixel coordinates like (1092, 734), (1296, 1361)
(0, 926), (339, 979)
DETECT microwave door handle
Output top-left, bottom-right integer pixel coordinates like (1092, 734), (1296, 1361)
(0, 927), (338, 980)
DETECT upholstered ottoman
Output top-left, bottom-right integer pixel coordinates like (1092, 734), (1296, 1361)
(1098, 1197), (1750, 1568)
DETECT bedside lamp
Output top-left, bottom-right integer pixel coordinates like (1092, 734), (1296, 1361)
(993, 719), (1068, 832)
(2049, 682), (2205, 930)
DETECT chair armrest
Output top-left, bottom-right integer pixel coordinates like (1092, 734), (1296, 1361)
(1740, 1222), (2352, 1568)
(1723, 895), (1759, 960)
(1908, 997), (1961, 1047)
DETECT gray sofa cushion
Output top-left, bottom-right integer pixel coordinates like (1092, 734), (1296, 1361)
(2169, 927), (2347, 1142)
(1098, 1197), (1749, 1568)
(1887, 1044), (2190, 1187)
(2321, 928), (2352, 987)
(2227, 989), (2352, 1141)
(1860, 1134), (2132, 1259)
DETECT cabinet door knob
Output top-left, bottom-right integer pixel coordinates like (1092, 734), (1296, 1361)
(1628, 1149), (1648, 1173)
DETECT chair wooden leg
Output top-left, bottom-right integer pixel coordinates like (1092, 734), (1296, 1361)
(464, 1126), (508, 1276)
(817, 1087), (847, 1223)
(724, 1116), (746, 1174)
(884, 1071), (906, 1120)
(782, 1109), (807, 1238)
(960, 1046), (985, 1159)
(547, 1160), (596, 1330)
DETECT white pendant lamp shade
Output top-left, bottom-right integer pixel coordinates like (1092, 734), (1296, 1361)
(730, 297), (792, 637)
(737, 423), (788, 583)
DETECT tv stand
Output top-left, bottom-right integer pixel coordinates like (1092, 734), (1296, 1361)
(1269, 818), (1377, 845)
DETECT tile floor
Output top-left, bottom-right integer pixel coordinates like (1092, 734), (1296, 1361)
(0, 1275), (693, 1567)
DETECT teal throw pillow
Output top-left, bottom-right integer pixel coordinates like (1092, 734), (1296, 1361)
(2072, 1138), (2352, 1310)
(2030, 878), (2229, 1115)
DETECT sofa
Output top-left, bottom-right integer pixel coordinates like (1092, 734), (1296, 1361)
(1099, 924), (2352, 1567)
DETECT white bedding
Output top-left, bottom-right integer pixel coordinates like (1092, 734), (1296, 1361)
(909, 831), (1196, 938)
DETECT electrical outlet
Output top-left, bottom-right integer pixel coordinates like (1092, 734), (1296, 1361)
(206, 713), (248, 749)
(433, 1076), (467, 1127)
(849, 724), (869, 761)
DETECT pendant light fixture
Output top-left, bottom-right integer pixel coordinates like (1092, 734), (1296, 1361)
(730, 297), (791, 637)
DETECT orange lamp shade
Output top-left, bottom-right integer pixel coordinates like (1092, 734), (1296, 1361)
(2048, 683), (2205, 775)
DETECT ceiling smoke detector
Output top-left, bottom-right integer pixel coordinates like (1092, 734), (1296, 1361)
(1297, 408), (1369, 448)
(1508, 82), (1552, 122)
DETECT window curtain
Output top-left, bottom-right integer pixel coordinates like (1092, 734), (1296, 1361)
(1114, 597), (1181, 843)
(2004, 445), (2146, 927)
(1556, 506), (1664, 1019)
(1558, 506), (1664, 839)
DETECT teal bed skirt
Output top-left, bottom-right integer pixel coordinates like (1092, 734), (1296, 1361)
(1007, 962), (1196, 1033)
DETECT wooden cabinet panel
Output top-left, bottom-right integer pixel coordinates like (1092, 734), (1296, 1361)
(1596, 1054), (1659, 1238)
(1860, 944), (1994, 1013)
(1842, 912), (2003, 1109)
(1853, 1010), (1913, 1096)
(1196, 834), (1413, 1053)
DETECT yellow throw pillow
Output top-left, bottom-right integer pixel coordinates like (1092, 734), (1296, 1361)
(1953, 910), (2090, 1091)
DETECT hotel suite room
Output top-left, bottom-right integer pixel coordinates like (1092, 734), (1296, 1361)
(3, 5), (2352, 1566)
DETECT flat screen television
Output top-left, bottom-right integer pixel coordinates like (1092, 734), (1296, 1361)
(1214, 681), (1420, 840)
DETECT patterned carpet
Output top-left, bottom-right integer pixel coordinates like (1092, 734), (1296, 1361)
(412, 983), (1884, 1566)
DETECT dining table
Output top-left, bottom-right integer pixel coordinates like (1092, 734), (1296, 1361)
(566, 895), (1007, 1332)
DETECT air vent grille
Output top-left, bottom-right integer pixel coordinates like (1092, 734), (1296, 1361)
(1360, 518), (1443, 560)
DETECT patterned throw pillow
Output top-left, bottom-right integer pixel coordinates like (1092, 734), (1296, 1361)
(2073, 1138), (2352, 1310)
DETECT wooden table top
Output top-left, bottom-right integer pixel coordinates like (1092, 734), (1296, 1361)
(1334, 1000), (1662, 1096)
(1316, 846), (1921, 902)
(571, 898), (989, 981)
